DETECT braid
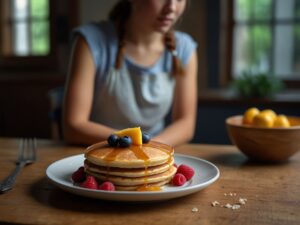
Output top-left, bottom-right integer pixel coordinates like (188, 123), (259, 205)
(115, 21), (126, 69)
(165, 31), (184, 76)
(109, 0), (131, 70)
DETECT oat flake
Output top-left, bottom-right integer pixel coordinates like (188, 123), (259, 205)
(232, 204), (241, 210)
(211, 201), (220, 207)
(192, 207), (199, 212)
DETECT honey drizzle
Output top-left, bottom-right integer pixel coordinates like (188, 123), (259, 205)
(135, 142), (174, 191)
(103, 148), (124, 162)
(145, 142), (174, 167)
(129, 145), (150, 185)
(129, 145), (150, 162)
(96, 141), (174, 192)
(103, 148), (123, 179)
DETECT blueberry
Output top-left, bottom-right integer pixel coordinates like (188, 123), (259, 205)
(119, 136), (132, 147)
(142, 132), (151, 143)
(107, 134), (119, 147)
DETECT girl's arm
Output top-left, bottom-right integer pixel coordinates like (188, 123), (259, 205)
(63, 36), (116, 145)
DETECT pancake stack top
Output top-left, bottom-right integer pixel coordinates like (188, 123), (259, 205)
(84, 127), (176, 191)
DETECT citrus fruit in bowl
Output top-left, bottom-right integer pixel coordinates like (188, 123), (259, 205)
(226, 110), (300, 162)
(242, 107), (260, 125)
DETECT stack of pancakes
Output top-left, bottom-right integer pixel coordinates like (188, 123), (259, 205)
(84, 141), (176, 191)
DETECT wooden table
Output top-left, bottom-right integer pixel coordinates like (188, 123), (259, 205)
(0, 138), (299, 225)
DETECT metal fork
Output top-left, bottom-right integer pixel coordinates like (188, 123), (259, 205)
(0, 138), (37, 193)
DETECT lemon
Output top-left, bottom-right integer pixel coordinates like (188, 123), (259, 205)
(243, 107), (260, 125)
(260, 109), (277, 121)
(273, 115), (290, 128)
(252, 113), (274, 128)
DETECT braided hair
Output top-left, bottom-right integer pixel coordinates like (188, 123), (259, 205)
(109, 0), (184, 76)
(164, 31), (184, 76)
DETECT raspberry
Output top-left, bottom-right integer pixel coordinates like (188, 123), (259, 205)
(98, 181), (116, 191)
(80, 176), (98, 189)
(173, 163), (178, 168)
(176, 164), (195, 181)
(172, 173), (186, 186)
(71, 166), (86, 183)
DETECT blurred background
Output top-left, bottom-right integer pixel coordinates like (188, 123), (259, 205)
(0, 0), (299, 144)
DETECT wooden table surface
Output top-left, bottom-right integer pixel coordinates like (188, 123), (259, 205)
(0, 138), (299, 225)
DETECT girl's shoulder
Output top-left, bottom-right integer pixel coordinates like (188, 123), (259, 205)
(174, 31), (198, 66)
(71, 21), (118, 77)
(174, 31), (197, 47)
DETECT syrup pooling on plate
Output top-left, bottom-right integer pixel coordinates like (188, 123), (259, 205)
(136, 184), (162, 191)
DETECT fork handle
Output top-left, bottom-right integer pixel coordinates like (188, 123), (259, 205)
(0, 162), (25, 193)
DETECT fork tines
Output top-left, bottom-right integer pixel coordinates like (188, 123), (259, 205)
(0, 137), (37, 193)
(18, 138), (37, 164)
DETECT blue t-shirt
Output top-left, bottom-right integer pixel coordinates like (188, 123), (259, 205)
(73, 21), (197, 136)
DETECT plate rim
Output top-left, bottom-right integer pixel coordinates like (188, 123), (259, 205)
(46, 153), (220, 199)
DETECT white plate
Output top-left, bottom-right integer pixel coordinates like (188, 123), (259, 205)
(46, 153), (220, 202)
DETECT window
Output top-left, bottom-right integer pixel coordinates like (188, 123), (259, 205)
(232, 0), (300, 82)
(0, 0), (55, 68)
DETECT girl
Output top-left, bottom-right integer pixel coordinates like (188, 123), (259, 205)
(63, 0), (198, 146)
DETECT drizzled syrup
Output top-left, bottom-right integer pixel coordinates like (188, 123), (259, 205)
(103, 148), (124, 162)
(89, 141), (174, 191)
(129, 145), (150, 162)
(129, 145), (150, 184)
(145, 142), (173, 167)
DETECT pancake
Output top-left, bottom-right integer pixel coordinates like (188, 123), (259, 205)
(85, 141), (174, 168)
(86, 165), (177, 186)
(84, 140), (176, 191)
(84, 157), (174, 178)
(115, 180), (172, 191)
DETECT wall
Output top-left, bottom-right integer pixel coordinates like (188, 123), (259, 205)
(0, 0), (73, 139)
(0, 73), (63, 138)
(79, 0), (118, 24)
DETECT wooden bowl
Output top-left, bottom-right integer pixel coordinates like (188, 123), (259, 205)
(226, 115), (300, 162)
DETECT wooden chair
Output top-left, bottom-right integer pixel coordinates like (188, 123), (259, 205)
(48, 86), (64, 140)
